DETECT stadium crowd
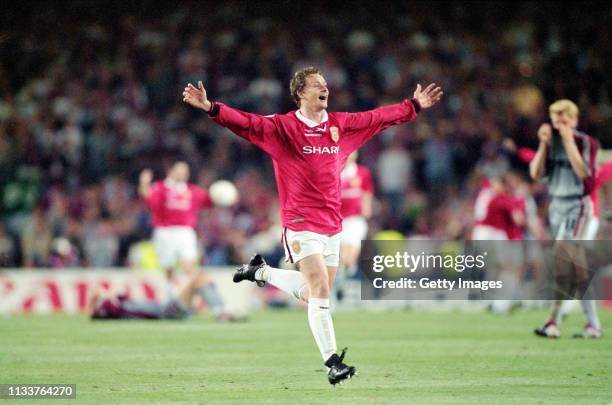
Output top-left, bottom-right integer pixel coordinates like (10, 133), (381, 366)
(0, 2), (609, 268)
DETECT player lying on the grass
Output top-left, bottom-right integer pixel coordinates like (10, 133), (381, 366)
(89, 271), (217, 320)
(529, 99), (602, 339)
(139, 161), (238, 322)
(183, 66), (442, 384)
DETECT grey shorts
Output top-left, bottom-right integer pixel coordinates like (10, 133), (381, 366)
(548, 196), (594, 241)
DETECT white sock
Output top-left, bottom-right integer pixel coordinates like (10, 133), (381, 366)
(308, 298), (337, 361)
(256, 266), (307, 301)
(581, 300), (601, 330)
(557, 300), (575, 323)
(165, 280), (176, 301)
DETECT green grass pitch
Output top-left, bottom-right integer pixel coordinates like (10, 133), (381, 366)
(2, 310), (610, 404)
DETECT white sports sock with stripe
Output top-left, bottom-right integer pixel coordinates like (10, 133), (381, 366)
(256, 265), (308, 301)
(308, 298), (337, 361)
(581, 300), (601, 330)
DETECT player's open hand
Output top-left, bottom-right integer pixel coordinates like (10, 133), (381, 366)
(537, 123), (552, 145)
(139, 169), (153, 185)
(183, 81), (212, 112)
(413, 83), (443, 109)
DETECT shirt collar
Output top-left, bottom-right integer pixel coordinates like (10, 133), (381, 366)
(295, 109), (328, 128)
(164, 178), (187, 192)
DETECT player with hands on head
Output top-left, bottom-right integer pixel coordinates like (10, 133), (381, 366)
(530, 99), (601, 339)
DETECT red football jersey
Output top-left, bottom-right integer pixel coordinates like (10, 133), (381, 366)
(506, 196), (527, 240)
(209, 100), (419, 234)
(340, 163), (374, 218)
(592, 161), (612, 217)
(145, 181), (211, 228)
(480, 192), (521, 237)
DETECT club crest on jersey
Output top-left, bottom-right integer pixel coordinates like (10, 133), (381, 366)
(330, 126), (339, 143)
(292, 241), (301, 254)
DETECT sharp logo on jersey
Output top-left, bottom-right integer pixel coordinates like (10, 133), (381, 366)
(292, 241), (301, 254)
(330, 126), (339, 143)
(166, 190), (192, 210)
(302, 146), (339, 154)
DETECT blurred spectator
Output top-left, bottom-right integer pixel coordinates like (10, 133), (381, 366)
(20, 207), (53, 267)
(49, 237), (80, 268)
(476, 141), (511, 179)
(0, 223), (17, 267)
(377, 134), (413, 218)
(83, 220), (119, 268)
(423, 131), (455, 196)
(0, 2), (609, 267)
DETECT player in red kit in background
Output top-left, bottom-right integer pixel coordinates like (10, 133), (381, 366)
(471, 175), (527, 314)
(335, 151), (374, 303)
(472, 177), (525, 241)
(138, 161), (237, 322)
(182, 67), (442, 385)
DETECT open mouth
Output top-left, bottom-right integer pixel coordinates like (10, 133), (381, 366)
(319, 95), (327, 101)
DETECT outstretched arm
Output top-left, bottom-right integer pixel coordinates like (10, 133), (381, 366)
(183, 81), (280, 156)
(502, 137), (536, 164)
(341, 83), (443, 148)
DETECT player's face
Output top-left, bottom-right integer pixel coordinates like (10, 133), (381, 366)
(505, 173), (521, 190)
(490, 177), (504, 193)
(300, 74), (329, 110)
(550, 112), (578, 130)
(171, 163), (190, 183)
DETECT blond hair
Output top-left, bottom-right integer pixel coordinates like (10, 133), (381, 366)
(289, 67), (321, 107)
(549, 99), (579, 119)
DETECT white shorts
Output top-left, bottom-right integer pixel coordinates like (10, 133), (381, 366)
(471, 225), (517, 268)
(282, 228), (340, 267)
(471, 225), (508, 241)
(153, 226), (198, 269)
(582, 217), (600, 240)
(340, 216), (368, 248)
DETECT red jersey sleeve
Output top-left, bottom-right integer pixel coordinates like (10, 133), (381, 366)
(209, 102), (282, 158)
(517, 147), (536, 164)
(193, 185), (212, 209)
(360, 166), (375, 193)
(337, 99), (419, 151)
(145, 182), (164, 211)
(597, 161), (612, 187)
